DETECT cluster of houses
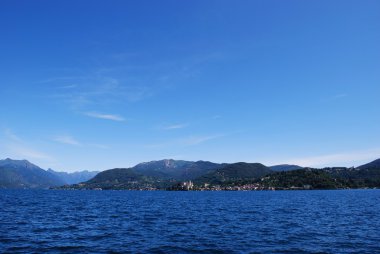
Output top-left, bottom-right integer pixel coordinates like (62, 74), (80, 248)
(196, 183), (268, 191)
(174, 182), (272, 191)
(180, 181), (194, 190)
(177, 182), (313, 191)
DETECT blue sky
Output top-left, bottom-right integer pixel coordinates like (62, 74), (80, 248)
(1, 0), (379, 172)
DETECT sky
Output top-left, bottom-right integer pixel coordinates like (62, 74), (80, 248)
(0, 0), (379, 172)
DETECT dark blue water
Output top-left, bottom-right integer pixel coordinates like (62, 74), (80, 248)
(1, 190), (379, 253)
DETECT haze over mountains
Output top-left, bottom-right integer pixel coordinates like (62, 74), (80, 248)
(47, 169), (99, 185)
(0, 159), (98, 189)
(1, 157), (380, 190)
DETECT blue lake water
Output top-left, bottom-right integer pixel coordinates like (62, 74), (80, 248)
(0, 190), (379, 253)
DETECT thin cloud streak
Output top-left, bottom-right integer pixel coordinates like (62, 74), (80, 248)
(7, 143), (53, 160)
(331, 93), (348, 100)
(324, 93), (348, 102)
(1, 130), (54, 161)
(145, 134), (224, 148)
(181, 134), (224, 146)
(85, 112), (125, 122)
(4, 129), (22, 142)
(53, 135), (82, 146)
(163, 123), (188, 130)
(59, 85), (77, 89)
(51, 77), (153, 110)
(89, 143), (110, 149)
(52, 135), (109, 149)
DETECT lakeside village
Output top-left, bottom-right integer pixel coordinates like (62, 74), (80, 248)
(66, 181), (278, 191)
(168, 181), (313, 191)
(169, 181), (277, 191)
(61, 181), (312, 191)
(66, 179), (318, 191)
(60, 179), (379, 191)
(108, 180), (311, 191)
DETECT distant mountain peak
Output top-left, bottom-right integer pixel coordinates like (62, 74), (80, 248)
(135, 159), (186, 168)
(3, 158), (27, 163)
(47, 168), (99, 185)
(0, 158), (39, 169)
(0, 158), (64, 189)
(131, 159), (222, 181)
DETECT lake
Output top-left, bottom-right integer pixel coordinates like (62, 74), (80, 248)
(0, 189), (379, 253)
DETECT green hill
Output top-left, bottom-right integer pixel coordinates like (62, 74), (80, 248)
(193, 162), (272, 185)
(68, 168), (166, 190)
(259, 166), (380, 189)
(132, 159), (222, 180)
(259, 168), (343, 189)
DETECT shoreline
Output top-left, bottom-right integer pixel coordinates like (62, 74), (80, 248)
(45, 187), (380, 191)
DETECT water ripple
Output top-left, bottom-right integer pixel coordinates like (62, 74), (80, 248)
(0, 190), (379, 253)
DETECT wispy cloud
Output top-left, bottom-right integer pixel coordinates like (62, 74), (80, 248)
(181, 134), (223, 146)
(89, 143), (110, 149)
(85, 112), (125, 122)
(52, 134), (109, 149)
(285, 148), (380, 168)
(163, 123), (188, 130)
(35, 76), (85, 84)
(59, 84), (77, 89)
(47, 51), (222, 109)
(53, 135), (82, 146)
(51, 77), (152, 109)
(323, 93), (348, 103)
(1, 129), (53, 161)
(332, 93), (348, 99)
(144, 134), (224, 149)
(7, 143), (53, 160)
(4, 129), (22, 142)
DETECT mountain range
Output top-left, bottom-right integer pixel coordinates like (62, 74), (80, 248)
(0, 158), (98, 189)
(61, 158), (380, 190)
(47, 169), (99, 185)
(2, 157), (380, 190)
(132, 159), (224, 180)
